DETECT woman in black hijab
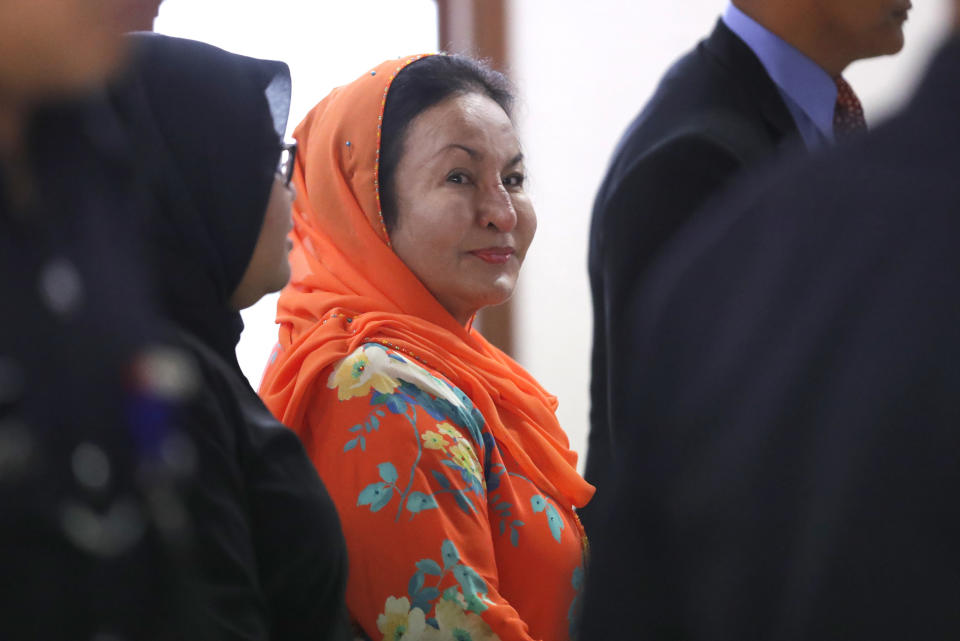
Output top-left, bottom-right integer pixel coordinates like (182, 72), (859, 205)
(112, 34), (349, 641)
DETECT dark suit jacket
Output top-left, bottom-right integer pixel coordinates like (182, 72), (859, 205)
(585, 20), (802, 522)
(579, 35), (960, 640)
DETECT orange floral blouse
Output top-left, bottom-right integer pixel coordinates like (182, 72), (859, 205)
(299, 342), (587, 641)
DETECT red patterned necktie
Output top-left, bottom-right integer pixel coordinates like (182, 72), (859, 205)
(834, 76), (867, 141)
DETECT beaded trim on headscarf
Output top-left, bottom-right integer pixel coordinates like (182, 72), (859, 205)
(372, 53), (435, 246)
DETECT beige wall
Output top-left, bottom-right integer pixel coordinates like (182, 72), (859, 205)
(507, 0), (954, 468)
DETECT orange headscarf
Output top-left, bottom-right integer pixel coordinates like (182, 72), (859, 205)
(259, 55), (594, 509)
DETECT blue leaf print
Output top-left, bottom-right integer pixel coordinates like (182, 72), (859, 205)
(343, 437), (360, 452)
(441, 540), (460, 570)
(408, 570), (425, 596)
(419, 587), (440, 601)
(442, 586), (459, 601)
(385, 394), (407, 414)
(531, 495), (546, 513)
(432, 397), (466, 428)
(438, 460), (483, 494)
(440, 460), (459, 471)
(545, 503), (565, 543)
(437, 399), (484, 446)
(510, 528), (519, 547)
(487, 467), (504, 493)
(482, 433), (497, 483)
(405, 491), (439, 514)
(452, 490), (475, 514)
(348, 424), (363, 433)
(416, 559), (442, 576)
(451, 385), (483, 425)
(464, 592), (487, 615)
(571, 566), (584, 590)
(568, 565), (586, 639)
(453, 565), (489, 614)
(470, 406), (485, 430)
(430, 469), (451, 490)
(377, 462), (398, 484)
(452, 564), (484, 593)
(357, 481), (393, 512)
(399, 380), (447, 421)
(411, 587), (439, 614)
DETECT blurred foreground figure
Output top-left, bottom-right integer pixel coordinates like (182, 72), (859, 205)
(113, 33), (351, 640)
(585, 0), (912, 522)
(0, 1), (197, 639)
(580, 7), (960, 639)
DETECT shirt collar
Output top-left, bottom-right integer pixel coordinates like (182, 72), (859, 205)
(722, 2), (837, 142)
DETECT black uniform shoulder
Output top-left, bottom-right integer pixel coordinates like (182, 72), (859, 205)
(601, 20), (793, 200)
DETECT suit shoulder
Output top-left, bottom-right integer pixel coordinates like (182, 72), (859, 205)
(607, 34), (778, 176)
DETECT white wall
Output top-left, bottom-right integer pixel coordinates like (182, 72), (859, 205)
(507, 0), (954, 468)
(154, 0), (438, 388)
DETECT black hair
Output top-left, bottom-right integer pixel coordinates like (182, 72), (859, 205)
(378, 53), (514, 232)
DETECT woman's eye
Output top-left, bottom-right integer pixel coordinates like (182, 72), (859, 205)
(446, 171), (470, 185)
(503, 173), (525, 188)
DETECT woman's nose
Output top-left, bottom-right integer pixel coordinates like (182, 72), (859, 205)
(478, 181), (517, 232)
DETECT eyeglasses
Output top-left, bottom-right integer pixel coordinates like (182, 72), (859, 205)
(278, 141), (297, 186)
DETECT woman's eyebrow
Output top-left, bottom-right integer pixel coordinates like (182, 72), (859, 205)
(437, 143), (479, 159)
(434, 146), (523, 167)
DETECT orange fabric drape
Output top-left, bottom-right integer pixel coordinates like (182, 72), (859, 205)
(259, 55), (593, 510)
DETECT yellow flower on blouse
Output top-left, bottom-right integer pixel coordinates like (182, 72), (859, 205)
(448, 441), (482, 480)
(327, 345), (400, 401)
(376, 596), (427, 641)
(422, 430), (449, 450)
(420, 597), (502, 641)
(436, 422), (461, 440)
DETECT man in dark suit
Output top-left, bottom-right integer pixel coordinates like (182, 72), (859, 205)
(579, 5), (960, 637)
(584, 0), (912, 520)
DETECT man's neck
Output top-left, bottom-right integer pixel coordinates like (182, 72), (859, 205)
(732, 1), (850, 75)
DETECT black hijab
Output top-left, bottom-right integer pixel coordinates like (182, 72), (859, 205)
(113, 33), (290, 368)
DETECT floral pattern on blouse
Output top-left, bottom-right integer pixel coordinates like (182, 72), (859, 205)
(375, 539), (501, 641)
(310, 343), (586, 641)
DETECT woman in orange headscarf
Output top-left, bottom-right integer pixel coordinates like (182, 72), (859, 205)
(260, 54), (594, 641)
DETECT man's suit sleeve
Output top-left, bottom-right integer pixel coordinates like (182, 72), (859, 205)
(584, 134), (743, 521)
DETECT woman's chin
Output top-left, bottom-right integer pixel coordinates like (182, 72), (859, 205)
(468, 281), (517, 312)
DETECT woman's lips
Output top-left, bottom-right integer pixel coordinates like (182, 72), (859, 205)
(469, 247), (515, 264)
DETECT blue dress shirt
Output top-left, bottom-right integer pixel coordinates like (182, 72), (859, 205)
(722, 3), (837, 149)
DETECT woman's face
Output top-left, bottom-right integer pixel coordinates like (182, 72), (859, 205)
(229, 175), (295, 310)
(389, 92), (536, 326)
